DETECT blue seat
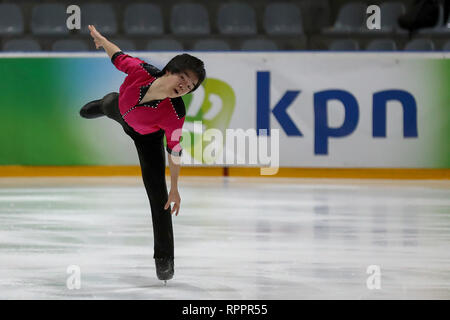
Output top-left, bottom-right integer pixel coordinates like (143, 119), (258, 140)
(31, 3), (69, 35)
(366, 39), (397, 51)
(146, 39), (184, 51)
(380, 2), (407, 33)
(0, 4), (24, 35)
(443, 41), (450, 51)
(108, 39), (136, 52)
(79, 3), (117, 36)
(323, 2), (366, 34)
(218, 3), (257, 35)
(124, 3), (163, 35)
(3, 39), (41, 52)
(329, 39), (360, 51)
(404, 39), (435, 51)
(170, 3), (210, 35)
(241, 39), (278, 51)
(52, 40), (89, 52)
(264, 3), (303, 35)
(193, 39), (231, 51)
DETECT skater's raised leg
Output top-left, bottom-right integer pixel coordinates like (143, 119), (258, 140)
(134, 131), (175, 281)
(80, 92), (122, 120)
(79, 99), (104, 119)
(98, 92), (122, 122)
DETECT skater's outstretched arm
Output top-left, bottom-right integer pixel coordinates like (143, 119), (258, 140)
(88, 24), (143, 74)
(88, 25), (121, 59)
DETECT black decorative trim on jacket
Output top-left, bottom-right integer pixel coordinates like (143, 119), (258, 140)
(141, 63), (162, 77)
(136, 83), (162, 108)
(136, 63), (164, 108)
(166, 145), (182, 157)
(111, 51), (125, 64)
(169, 97), (186, 119)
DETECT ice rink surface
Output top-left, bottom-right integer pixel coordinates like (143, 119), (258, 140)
(0, 176), (449, 300)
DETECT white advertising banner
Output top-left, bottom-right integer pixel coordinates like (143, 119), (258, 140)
(180, 52), (449, 168)
(1, 52), (447, 168)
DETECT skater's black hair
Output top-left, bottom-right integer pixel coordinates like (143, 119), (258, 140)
(160, 53), (206, 93)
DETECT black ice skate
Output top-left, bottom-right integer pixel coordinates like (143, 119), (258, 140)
(155, 257), (174, 285)
(79, 99), (104, 119)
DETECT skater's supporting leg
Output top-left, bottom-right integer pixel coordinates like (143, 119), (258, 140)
(81, 91), (174, 279)
(134, 131), (174, 259)
(155, 257), (174, 281)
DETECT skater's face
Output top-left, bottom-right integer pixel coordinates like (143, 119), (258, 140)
(164, 70), (199, 98)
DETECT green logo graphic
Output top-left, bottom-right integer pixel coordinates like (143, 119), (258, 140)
(181, 78), (236, 163)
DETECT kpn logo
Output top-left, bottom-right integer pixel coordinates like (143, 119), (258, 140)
(178, 78), (279, 175)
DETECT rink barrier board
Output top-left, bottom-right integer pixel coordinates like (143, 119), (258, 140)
(0, 166), (448, 180)
(0, 52), (449, 168)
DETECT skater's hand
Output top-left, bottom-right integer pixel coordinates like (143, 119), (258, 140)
(165, 189), (181, 216)
(88, 25), (105, 49)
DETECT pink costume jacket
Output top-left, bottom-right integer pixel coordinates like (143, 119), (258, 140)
(112, 51), (185, 156)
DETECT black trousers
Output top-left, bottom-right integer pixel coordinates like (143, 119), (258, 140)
(81, 92), (174, 259)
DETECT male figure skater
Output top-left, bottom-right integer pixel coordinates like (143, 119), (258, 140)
(80, 25), (205, 283)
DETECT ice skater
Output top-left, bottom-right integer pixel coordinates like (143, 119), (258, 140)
(80, 25), (205, 284)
